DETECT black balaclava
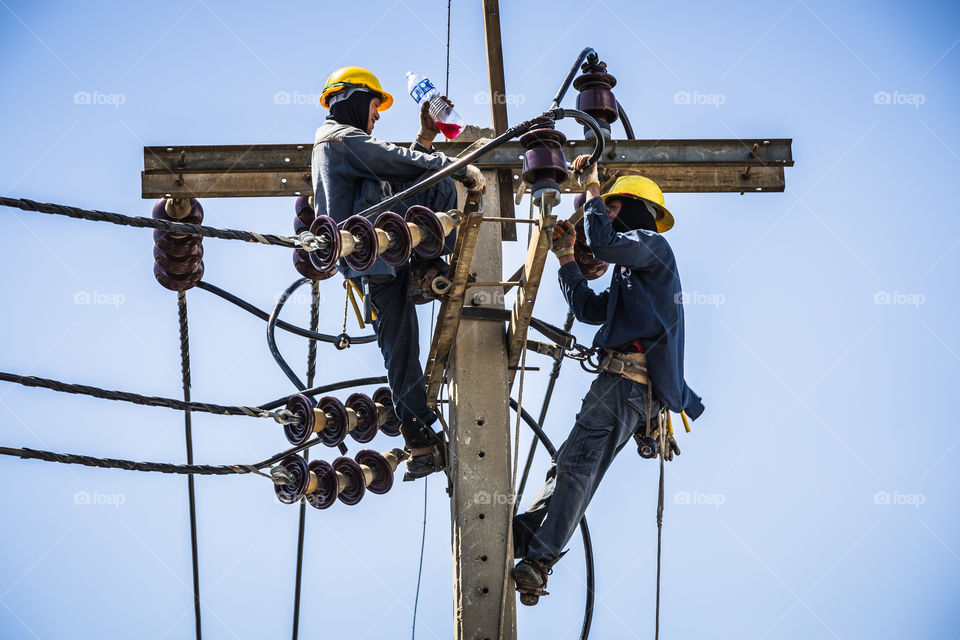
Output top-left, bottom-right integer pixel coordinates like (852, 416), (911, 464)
(327, 89), (377, 132)
(611, 197), (658, 233)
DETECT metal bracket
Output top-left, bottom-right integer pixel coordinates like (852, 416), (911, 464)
(423, 189), (485, 409)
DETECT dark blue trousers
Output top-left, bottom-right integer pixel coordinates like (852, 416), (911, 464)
(361, 177), (457, 433)
(518, 372), (661, 565)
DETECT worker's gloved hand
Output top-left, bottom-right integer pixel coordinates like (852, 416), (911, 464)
(571, 154), (599, 190)
(419, 96), (453, 142)
(459, 165), (486, 193)
(551, 219), (576, 258)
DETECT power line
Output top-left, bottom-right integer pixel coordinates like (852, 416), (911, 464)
(0, 196), (300, 248)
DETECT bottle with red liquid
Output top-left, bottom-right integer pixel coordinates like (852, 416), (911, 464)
(405, 71), (465, 140)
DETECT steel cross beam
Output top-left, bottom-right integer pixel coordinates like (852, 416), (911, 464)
(140, 138), (793, 199)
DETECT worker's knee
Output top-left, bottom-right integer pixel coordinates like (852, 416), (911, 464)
(556, 421), (612, 476)
(433, 176), (457, 211)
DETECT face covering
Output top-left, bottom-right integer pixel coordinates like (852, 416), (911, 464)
(612, 197), (659, 233)
(327, 89), (376, 132)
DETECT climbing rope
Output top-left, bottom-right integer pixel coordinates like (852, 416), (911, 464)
(654, 392), (667, 640)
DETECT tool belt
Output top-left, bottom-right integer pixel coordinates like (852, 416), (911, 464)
(598, 350), (649, 385)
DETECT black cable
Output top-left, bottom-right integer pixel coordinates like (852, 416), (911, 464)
(546, 108), (604, 165)
(0, 197), (298, 248)
(550, 47), (597, 110)
(195, 281), (376, 345)
(513, 310), (574, 515)
(266, 277), (348, 455)
(352, 113), (550, 221)
(616, 100), (635, 140)
(410, 475), (428, 640)
(291, 281), (319, 640)
(266, 279), (308, 394)
(258, 376), (387, 411)
(444, 0), (451, 96)
(509, 398), (594, 640)
(176, 291), (203, 640)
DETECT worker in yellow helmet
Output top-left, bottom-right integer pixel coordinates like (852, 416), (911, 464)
(511, 156), (704, 605)
(312, 66), (484, 481)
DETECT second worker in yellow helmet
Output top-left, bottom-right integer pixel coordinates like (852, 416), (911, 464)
(312, 66), (483, 481)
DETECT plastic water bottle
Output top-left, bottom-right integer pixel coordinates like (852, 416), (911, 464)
(405, 71), (465, 140)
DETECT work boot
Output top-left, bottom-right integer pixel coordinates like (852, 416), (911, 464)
(401, 417), (447, 481)
(512, 558), (552, 606)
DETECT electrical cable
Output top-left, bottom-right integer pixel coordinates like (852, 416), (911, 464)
(509, 398), (594, 640)
(266, 277), (348, 455)
(196, 281), (376, 345)
(175, 291), (203, 640)
(291, 281), (320, 640)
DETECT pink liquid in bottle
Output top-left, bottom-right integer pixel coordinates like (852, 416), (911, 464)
(435, 120), (463, 140)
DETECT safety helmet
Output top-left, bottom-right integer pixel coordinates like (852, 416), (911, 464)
(601, 175), (674, 233)
(320, 66), (394, 110)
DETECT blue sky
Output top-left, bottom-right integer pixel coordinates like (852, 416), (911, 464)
(0, 0), (958, 638)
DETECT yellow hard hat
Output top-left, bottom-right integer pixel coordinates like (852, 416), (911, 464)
(320, 66), (394, 110)
(601, 175), (675, 233)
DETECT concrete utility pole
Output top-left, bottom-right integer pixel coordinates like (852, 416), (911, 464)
(444, 3), (518, 639)
(140, 7), (793, 638)
(448, 172), (517, 640)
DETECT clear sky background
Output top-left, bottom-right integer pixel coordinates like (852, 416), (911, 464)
(1, 1), (958, 638)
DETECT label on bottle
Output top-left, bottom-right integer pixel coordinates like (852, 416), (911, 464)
(409, 77), (436, 104)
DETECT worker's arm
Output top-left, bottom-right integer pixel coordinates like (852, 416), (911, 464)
(339, 127), (467, 183)
(557, 261), (609, 325)
(583, 195), (668, 270)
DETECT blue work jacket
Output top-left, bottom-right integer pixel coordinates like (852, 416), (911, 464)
(311, 121), (465, 279)
(558, 196), (704, 419)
